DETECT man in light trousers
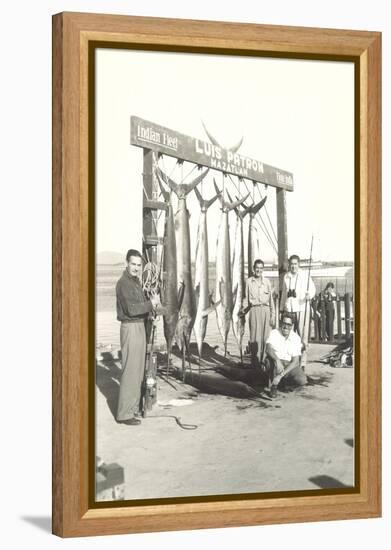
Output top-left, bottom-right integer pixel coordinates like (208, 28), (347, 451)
(115, 249), (159, 426)
(280, 254), (316, 368)
(244, 259), (276, 370)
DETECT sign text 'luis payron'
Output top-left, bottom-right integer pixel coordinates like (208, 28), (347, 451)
(130, 116), (293, 190)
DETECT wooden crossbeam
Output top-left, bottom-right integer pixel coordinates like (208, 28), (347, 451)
(131, 116), (294, 191)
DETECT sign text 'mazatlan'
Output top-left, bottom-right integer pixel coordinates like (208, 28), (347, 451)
(130, 116), (293, 191)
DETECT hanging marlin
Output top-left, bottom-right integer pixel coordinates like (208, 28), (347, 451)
(245, 194), (267, 278)
(213, 179), (249, 357)
(155, 165), (209, 380)
(193, 186), (220, 365)
(155, 170), (184, 375)
(201, 121), (244, 153)
(227, 190), (252, 363)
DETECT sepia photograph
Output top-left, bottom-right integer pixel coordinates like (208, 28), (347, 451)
(94, 47), (355, 503)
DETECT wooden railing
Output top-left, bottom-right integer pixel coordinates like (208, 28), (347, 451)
(309, 293), (354, 344)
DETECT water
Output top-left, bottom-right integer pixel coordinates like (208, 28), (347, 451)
(96, 264), (248, 352)
(96, 264), (353, 350)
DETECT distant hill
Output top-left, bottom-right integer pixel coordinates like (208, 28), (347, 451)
(97, 251), (353, 269)
(97, 251), (124, 265)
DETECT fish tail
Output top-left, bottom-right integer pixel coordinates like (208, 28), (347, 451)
(226, 193), (250, 212)
(155, 169), (170, 202)
(252, 196), (267, 215)
(155, 166), (180, 197)
(201, 120), (244, 153)
(213, 179), (222, 200)
(201, 120), (220, 147)
(185, 168), (209, 194)
(194, 186), (203, 206)
(205, 192), (220, 210)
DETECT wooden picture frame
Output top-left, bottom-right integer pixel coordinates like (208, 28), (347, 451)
(52, 12), (381, 537)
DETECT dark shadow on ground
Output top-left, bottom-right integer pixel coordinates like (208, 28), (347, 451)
(170, 342), (242, 368)
(306, 372), (334, 387)
(20, 516), (52, 533)
(96, 358), (122, 419)
(308, 475), (348, 489)
(345, 438), (354, 448)
(235, 398), (275, 410)
(298, 394), (330, 401)
(151, 344), (337, 403)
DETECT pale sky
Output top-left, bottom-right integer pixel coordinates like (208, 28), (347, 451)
(96, 49), (354, 263)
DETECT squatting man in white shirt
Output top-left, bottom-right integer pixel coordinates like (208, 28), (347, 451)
(265, 312), (307, 398)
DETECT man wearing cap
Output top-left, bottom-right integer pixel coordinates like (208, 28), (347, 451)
(281, 254), (316, 368)
(265, 313), (307, 397)
(115, 249), (160, 426)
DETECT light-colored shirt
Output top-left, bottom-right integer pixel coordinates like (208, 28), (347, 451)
(245, 276), (274, 309)
(266, 328), (302, 361)
(281, 270), (316, 313)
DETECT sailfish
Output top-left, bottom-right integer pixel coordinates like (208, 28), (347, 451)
(213, 179), (249, 356)
(155, 170), (183, 374)
(155, 165), (209, 380)
(193, 186), (220, 364)
(228, 191), (252, 363)
(245, 195), (267, 278)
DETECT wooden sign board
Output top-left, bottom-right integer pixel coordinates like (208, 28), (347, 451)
(130, 116), (294, 191)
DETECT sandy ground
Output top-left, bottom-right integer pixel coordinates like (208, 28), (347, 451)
(96, 343), (354, 501)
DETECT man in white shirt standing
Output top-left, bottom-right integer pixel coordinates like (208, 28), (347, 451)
(280, 254), (316, 368)
(266, 313), (307, 397)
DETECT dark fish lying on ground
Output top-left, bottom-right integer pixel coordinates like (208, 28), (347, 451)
(216, 364), (265, 386)
(173, 367), (260, 398)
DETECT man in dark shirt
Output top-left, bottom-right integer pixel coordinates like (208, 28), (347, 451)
(116, 249), (159, 425)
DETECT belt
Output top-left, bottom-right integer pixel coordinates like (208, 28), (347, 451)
(252, 303), (270, 307)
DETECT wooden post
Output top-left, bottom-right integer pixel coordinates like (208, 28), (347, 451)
(320, 295), (326, 341)
(351, 295), (354, 335)
(142, 148), (158, 347)
(142, 148), (157, 264)
(330, 299), (336, 343)
(344, 292), (351, 339)
(337, 294), (342, 340)
(313, 297), (319, 341)
(274, 291), (280, 328)
(308, 299), (313, 342)
(276, 188), (288, 296)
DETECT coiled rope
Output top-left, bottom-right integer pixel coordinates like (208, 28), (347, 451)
(142, 261), (160, 298)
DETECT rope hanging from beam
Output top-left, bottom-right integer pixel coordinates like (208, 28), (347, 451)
(227, 174), (278, 254)
(255, 182), (278, 245)
(239, 176), (279, 253)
